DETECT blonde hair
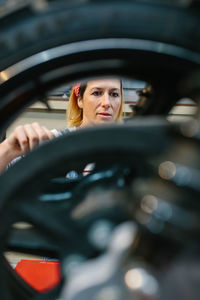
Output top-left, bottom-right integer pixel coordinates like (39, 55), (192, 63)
(66, 81), (124, 128)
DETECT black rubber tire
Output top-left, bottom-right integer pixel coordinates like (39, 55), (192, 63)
(1, 1), (200, 70)
(0, 0), (199, 129)
(0, 120), (170, 300)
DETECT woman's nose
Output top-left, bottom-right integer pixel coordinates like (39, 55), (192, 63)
(101, 93), (111, 107)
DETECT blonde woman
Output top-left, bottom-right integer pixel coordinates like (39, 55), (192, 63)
(0, 78), (124, 172)
(67, 78), (123, 128)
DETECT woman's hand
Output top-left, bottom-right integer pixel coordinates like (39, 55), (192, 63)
(0, 123), (54, 172)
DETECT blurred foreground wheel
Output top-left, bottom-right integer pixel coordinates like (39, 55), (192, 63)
(0, 120), (169, 299)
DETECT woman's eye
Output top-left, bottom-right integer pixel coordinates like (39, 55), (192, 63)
(92, 91), (101, 96)
(111, 92), (119, 97)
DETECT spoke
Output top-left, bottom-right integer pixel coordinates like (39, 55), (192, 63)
(6, 227), (59, 257)
(14, 201), (93, 257)
(39, 177), (81, 203)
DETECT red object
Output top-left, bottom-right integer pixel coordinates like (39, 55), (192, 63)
(15, 259), (61, 293)
(73, 83), (80, 101)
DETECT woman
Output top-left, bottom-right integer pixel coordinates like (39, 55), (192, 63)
(0, 78), (123, 172)
(67, 78), (123, 128)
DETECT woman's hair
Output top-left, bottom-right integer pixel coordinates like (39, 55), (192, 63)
(66, 80), (124, 128)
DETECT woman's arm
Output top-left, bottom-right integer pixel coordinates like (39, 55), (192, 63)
(0, 122), (54, 173)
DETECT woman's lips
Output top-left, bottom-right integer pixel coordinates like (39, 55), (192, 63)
(97, 113), (112, 117)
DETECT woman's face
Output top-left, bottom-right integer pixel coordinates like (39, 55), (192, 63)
(78, 79), (122, 127)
